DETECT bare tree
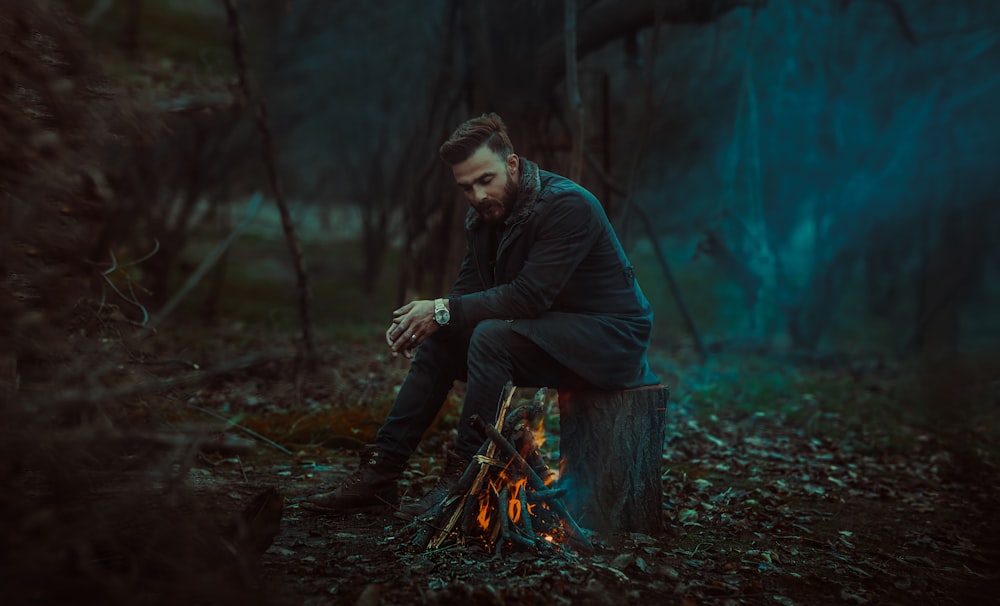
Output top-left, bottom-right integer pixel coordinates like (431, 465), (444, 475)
(222, 0), (317, 363)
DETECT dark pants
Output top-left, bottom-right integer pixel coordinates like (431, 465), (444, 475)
(375, 319), (592, 460)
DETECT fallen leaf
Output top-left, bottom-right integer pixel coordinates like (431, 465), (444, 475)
(679, 509), (699, 524)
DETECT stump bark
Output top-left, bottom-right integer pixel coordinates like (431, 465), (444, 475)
(558, 385), (669, 534)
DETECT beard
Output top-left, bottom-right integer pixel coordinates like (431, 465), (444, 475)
(475, 175), (519, 224)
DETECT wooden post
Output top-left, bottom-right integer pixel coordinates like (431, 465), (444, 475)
(558, 385), (669, 535)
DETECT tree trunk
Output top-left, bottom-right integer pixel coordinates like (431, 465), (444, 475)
(558, 384), (669, 535)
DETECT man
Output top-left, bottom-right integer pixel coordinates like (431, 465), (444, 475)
(306, 113), (658, 516)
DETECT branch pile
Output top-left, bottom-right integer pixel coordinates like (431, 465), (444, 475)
(408, 384), (593, 555)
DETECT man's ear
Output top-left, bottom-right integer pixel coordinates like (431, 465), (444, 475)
(506, 153), (519, 175)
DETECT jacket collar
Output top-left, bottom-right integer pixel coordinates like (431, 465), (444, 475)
(465, 158), (541, 231)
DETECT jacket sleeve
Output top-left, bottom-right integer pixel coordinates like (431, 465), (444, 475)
(451, 192), (600, 328)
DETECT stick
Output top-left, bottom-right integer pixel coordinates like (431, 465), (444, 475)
(187, 403), (294, 457)
(423, 442), (491, 550)
(469, 415), (593, 553)
(634, 203), (708, 364)
(137, 193), (263, 339)
(528, 487), (568, 502)
(425, 381), (517, 548)
(501, 403), (543, 436)
(495, 484), (509, 556)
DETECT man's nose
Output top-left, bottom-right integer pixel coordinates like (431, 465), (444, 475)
(473, 185), (488, 201)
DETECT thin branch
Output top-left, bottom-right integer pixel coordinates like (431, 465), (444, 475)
(127, 238), (161, 268)
(584, 150), (626, 195)
(96, 253), (151, 326)
(90, 239), (160, 324)
(102, 249), (118, 275)
(633, 204), (708, 364)
(187, 403), (295, 457)
(137, 192), (263, 339)
(222, 0), (318, 365)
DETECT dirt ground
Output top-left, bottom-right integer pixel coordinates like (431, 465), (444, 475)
(184, 399), (998, 606)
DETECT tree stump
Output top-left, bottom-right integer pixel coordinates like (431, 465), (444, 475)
(558, 385), (669, 535)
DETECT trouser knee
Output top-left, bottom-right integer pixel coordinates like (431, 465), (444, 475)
(467, 319), (516, 362)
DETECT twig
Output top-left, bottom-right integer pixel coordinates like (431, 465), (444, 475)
(188, 403), (294, 457)
(137, 192), (263, 339)
(99, 270), (150, 326)
(634, 204), (708, 365)
(92, 239), (160, 326)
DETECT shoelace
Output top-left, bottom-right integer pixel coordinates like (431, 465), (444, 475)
(340, 470), (363, 488)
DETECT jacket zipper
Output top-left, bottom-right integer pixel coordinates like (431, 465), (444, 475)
(494, 217), (528, 282)
(472, 231), (490, 287)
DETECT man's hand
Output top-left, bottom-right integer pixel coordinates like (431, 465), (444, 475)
(385, 299), (440, 358)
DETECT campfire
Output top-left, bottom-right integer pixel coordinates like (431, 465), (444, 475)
(408, 383), (593, 555)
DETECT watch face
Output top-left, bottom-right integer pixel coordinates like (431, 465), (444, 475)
(435, 309), (450, 324)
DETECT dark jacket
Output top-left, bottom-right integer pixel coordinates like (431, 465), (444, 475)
(447, 161), (658, 390)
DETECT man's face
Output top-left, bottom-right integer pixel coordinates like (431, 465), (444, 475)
(451, 145), (519, 224)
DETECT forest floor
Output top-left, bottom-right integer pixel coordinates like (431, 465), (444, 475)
(218, 407), (1000, 606)
(15, 324), (990, 606)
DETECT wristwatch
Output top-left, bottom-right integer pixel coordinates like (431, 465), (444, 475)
(433, 298), (450, 326)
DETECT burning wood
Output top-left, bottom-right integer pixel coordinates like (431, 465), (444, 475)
(407, 383), (593, 555)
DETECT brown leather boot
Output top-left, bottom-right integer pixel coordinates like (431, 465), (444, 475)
(400, 449), (470, 517)
(303, 446), (406, 514)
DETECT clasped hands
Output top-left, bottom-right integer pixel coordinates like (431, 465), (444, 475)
(386, 299), (439, 359)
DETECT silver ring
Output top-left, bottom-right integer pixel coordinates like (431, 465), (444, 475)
(410, 334), (417, 340)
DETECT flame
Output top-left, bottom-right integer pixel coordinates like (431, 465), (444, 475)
(534, 419), (547, 449)
(476, 489), (492, 530)
(506, 477), (527, 523)
(508, 497), (521, 523)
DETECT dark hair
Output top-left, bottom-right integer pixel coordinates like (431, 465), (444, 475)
(439, 112), (514, 165)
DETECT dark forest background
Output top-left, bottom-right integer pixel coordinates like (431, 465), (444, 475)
(1, 1), (999, 603)
(12, 0), (999, 343)
(6, 0), (997, 405)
